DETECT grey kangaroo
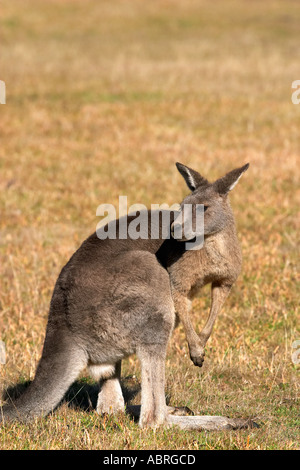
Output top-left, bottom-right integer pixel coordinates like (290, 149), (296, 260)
(1, 162), (252, 430)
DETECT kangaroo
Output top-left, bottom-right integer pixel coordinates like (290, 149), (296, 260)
(1, 162), (253, 430)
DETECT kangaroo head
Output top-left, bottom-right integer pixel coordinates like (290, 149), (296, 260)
(171, 162), (249, 240)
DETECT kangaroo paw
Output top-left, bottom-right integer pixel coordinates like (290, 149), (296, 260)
(189, 348), (205, 367)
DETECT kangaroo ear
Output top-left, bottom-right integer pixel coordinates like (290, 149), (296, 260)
(176, 162), (209, 191)
(214, 163), (249, 195)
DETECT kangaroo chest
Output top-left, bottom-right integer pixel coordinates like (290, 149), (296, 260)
(168, 234), (236, 296)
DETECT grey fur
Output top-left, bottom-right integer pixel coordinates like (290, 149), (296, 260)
(0, 163), (251, 430)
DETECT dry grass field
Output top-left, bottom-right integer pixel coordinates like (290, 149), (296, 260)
(0, 0), (299, 450)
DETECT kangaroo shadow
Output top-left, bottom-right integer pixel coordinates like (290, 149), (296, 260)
(2, 375), (141, 415)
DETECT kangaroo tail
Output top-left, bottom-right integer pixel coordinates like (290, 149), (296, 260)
(0, 330), (87, 424)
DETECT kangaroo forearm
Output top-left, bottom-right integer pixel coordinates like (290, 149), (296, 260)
(198, 283), (232, 345)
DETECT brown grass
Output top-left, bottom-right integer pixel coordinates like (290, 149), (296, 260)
(0, 0), (299, 449)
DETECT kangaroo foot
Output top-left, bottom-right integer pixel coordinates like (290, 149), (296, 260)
(96, 393), (125, 415)
(96, 379), (125, 415)
(168, 415), (259, 431)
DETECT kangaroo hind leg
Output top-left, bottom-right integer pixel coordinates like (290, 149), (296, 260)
(89, 361), (125, 415)
(137, 346), (167, 428)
